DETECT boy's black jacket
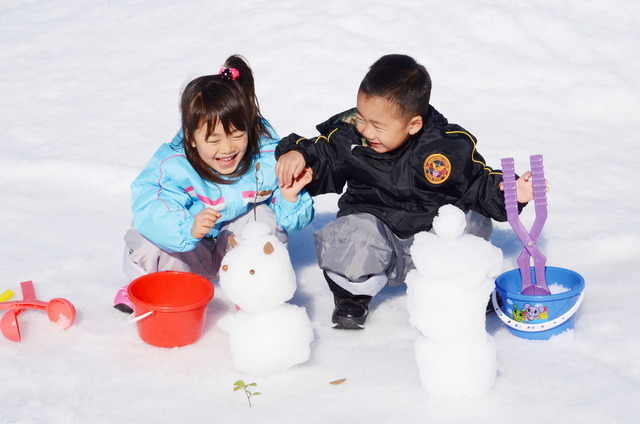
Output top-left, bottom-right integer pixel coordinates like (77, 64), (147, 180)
(276, 106), (513, 239)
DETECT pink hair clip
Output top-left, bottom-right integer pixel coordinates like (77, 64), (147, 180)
(219, 66), (240, 80)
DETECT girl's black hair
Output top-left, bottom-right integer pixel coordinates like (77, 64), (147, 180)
(181, 55), (269, 184)
(358, 54), (432, 121)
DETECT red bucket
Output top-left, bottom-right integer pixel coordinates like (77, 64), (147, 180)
(128, 271), (214, 348)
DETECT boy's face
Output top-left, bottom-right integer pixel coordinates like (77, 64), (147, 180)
(355, 93), (422, 154)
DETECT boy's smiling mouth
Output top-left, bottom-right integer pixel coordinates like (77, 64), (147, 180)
(367, 141), (384, 152)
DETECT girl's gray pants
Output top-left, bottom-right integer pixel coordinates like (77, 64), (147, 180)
(122, 204), (287, 283)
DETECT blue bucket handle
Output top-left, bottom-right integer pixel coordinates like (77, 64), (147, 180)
(491, 290), (584, 333)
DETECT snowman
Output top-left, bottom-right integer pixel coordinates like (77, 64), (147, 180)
(405, 205), (502, 399)
(217, 221), (314, 377)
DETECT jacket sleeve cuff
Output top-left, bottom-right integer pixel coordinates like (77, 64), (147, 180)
(272, 189), (314, 234)
(178, 216), (200, 251)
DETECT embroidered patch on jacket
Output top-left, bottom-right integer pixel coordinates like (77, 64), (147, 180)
(423, 154), (451, 184)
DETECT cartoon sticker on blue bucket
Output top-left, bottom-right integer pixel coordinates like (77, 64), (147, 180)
(510, 303), (547, 323)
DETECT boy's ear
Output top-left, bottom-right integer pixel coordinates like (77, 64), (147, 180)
(408, 116), (423, 135)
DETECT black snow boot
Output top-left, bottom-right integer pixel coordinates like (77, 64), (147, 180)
(324, 271), (372, 330)
(332, 295), (372, 329)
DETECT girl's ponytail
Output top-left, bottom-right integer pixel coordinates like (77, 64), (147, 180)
(222, 55), (268, 139)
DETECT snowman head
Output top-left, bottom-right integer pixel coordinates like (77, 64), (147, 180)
(431, 204), (466, 239)
(219, 221), (297, 313)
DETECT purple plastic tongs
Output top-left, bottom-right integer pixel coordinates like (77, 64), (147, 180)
(501, 155), (550, 295)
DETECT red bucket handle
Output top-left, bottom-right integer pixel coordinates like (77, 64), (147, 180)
(128, 311), (153, 323)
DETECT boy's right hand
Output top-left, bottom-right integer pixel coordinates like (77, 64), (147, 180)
(192, 208), (222, 239)
(276, 151), (307, 188)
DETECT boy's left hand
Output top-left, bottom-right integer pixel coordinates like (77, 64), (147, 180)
(499, 171), (549, 203)
(280, 167), (313, 203)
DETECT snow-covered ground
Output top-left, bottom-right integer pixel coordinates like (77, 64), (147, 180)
(1, 1), (639, 422)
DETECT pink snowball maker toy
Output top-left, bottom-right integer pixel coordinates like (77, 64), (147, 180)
(0, 281), (76, 342)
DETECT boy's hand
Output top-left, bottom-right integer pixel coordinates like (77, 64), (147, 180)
(499, 171), (549, 203)
(276, 151), (307, 188)
(280, 167), (313, 202)
(192, 208), (221, 239)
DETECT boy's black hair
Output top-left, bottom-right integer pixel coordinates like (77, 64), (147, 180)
(358, 54), (432, 121)
(181, 55), (268, 185)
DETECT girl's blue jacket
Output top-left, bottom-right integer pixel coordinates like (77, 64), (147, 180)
(131, 125), (314, 253)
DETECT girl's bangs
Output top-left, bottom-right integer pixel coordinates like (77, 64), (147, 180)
(200, 92), (249, 138)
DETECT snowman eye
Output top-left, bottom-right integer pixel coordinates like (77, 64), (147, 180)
(250, 270), (255, 275)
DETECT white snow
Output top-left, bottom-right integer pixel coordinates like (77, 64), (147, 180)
(431, 204), (467, 239)
(1, 1), (639, 423)
(548, 283), (570, 294)
(218, 304), (314, 377)
(219, 221), (297, 313)
(218, 220), (313, 376)
(406, 205), (501, 398)
(414, 335), (499, 400)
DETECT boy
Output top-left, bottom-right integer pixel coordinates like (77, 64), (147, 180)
(276, 54), (538, 329)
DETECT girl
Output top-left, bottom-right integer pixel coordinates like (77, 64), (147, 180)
(114, 55), (314, 313)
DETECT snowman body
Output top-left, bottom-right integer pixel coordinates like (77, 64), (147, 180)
(406, 205), (502, 399)
(218, 221), (313, 376)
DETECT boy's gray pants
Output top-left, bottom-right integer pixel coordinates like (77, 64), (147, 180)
(314, 211), (492, 297)
(123, 204), (287, 283)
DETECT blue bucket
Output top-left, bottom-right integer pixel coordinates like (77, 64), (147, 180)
(492, 266), (585, 340)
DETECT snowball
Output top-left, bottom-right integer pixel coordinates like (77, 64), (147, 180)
(219, 231), (296, 313)
(218, 304), (314, 377)
(548, 283), (570, 294)
(414, 335), (498, 400)
(239, 220), (272, 240)
(431, 204), (466, 239)
(406, 270), (494, 343)
(410, 233), (503, 282)
(55, 316), (72, 329)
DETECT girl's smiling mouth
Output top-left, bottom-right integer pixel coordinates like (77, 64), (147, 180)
(216, 154), (238, 168)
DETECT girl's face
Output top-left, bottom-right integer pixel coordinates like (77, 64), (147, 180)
(190, 120), (249, 175)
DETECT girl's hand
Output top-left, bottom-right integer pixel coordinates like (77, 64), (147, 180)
(276, 151), (307, 188)
(192, 208), (222, 239)
(499, 171), (549, 203)
(280, 167), (313, 202)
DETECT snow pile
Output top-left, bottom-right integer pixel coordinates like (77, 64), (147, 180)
(406, 205), (503, 399)
(218, 221), (314, 376)
(548, 283), (570, 294)
(1, 1), (639, 421)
